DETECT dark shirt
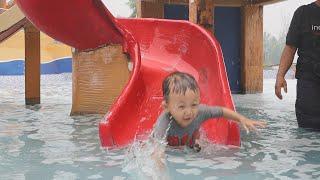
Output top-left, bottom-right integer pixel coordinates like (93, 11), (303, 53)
(286, 2), (320, 81)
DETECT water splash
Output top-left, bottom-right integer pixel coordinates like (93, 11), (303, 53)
(122, 119), (172, 179)
(122, 137), (169, 180)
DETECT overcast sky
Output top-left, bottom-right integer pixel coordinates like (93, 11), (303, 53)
(102, 0), (132, 17)
(103, 0), (317, 38)
(263, 0), (315, 38)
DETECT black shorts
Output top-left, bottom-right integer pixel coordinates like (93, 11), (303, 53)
(295, 79), (320, 129)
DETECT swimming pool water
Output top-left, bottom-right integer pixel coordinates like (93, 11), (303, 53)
(0, 74), (319, 179)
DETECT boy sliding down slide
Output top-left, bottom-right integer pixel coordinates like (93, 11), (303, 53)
(152, 71), (266, 152)
(124, 71), (266, 175)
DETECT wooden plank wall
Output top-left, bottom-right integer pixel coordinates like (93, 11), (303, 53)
(137, 0), (191, 18)
(165, 0), (188, 4)
(189, 0), (214, 34)
(138, 0), (215, 34)
(137, 0), (164, 18)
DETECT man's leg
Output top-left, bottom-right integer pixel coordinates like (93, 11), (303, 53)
(296, 79), (320, 129)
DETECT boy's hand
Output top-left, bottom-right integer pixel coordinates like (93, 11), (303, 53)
(151, 148), (165, 170)
(221, 107), (267, 133)
(239, 117), (266, 133)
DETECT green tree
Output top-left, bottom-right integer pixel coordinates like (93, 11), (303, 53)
(127, 0), (137, 18)
(264, 13), (291, 68)
(263, 32), (285, 67)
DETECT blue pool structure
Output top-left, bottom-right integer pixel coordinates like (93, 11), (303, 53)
(0, 57), (72, 75)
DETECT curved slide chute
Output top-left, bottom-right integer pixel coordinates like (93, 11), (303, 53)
(15, 0), (240, 147)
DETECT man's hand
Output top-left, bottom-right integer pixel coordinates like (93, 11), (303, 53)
(275, 76), (287, 100)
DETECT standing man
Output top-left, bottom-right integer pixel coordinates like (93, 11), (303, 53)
(275, 1), (320, 129)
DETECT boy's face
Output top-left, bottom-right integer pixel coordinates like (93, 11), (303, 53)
(164, 89), (200, 128)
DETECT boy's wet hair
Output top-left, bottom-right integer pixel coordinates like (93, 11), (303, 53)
(162, 71), (199, 102)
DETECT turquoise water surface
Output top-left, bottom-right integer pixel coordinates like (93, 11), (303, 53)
(0, 74), (319, 179)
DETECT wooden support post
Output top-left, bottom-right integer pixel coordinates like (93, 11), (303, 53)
(189, 0), (214, 34)
(241, 5), (263, 93)
(71, 45), (130, 115)
(137, 0), (164, 18)
(24, 23), (41, 105)
(0, 0), (6, 8)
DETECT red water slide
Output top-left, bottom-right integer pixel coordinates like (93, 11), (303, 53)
(15, 0), (240, 147)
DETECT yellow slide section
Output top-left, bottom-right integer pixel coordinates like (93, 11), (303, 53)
(0, 5), (71, 62)
(0, 5), (25, 33)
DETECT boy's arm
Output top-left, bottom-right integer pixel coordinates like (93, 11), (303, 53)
(150, 112), (169, 171)
(221, 107), (266, 133)
(152, 112), (170, 141)
(199, 105), (223, 120)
